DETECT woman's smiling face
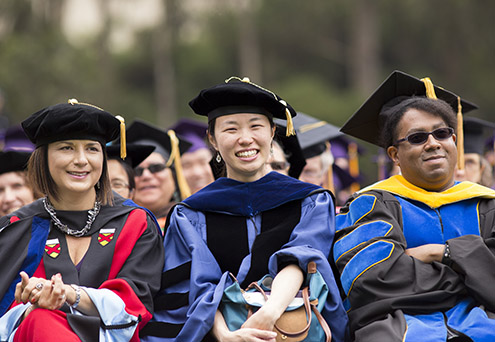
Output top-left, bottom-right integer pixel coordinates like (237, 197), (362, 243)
(47, 139), (103, 202)
(210, 113), (274, 183)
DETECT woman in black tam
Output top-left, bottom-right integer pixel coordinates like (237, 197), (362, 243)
(141, 78), (348, 342)
(0, 100), (163, 341)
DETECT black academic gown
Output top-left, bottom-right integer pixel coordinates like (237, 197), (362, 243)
(0, 194), (164, 342)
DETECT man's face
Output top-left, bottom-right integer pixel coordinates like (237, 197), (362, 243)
(386, 108), (457, 192)
(299, 155), (325, 186)
(181, 148), (215, 194)
(462, 153), (484, 184)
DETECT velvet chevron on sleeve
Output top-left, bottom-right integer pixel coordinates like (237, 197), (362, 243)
(141, 172), (348, 342)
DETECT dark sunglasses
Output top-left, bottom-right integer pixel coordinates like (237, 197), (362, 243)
(395, 127), (454, 145)
(134, 163), (167, 177)
(269, 161), (289, 171)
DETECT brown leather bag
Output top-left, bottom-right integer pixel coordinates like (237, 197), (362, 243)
(245, 262), (332, 342)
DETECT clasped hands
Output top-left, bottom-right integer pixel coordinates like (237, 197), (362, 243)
(14, 271), (77, 318)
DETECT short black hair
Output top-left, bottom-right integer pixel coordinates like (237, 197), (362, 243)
(380, 97), (457, 148)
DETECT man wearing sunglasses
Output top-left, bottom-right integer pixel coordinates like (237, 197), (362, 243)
(333, 71), (495, 341)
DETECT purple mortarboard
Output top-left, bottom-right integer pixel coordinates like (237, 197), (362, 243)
(0, 125), (34, 174)
(169, 118), (209, 153)
(329, 136), (365, 160)
(3, 124), (35, 152)
(330, 139), (348, 160)
(333, 164), (357, 190)
(486, 135), (495, 152)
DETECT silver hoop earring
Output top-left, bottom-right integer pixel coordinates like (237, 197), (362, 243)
(216, 152), (222, 163)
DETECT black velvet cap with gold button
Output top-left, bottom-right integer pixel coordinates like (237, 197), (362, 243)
(21, 99), (121, 147)
(189, 76), (297, 136)
(340, 70), (478, 147)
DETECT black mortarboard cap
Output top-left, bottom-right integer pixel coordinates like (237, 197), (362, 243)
(276, 112), (342, 159)
(340, 70), (478, 147)
(126, 119), (192, 160)
(463, 117), (495, 155)
(126, 119), (193, 199)
(107, 143), (155, 168)
(22, 99), (121, 147)
(189, 77), (297, 136)
(0, 151), (31, 175)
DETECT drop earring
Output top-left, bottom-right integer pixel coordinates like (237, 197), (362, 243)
(216, 152), (222, 163)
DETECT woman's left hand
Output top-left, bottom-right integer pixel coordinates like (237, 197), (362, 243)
(15, 271), (67, 311)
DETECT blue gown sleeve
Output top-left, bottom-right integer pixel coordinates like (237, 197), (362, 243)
(147, 205), (230, 342)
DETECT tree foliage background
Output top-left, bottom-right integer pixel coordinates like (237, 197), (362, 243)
(1, 0), (494, 183)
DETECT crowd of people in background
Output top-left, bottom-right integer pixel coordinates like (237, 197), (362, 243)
(0, 71), (494, 341)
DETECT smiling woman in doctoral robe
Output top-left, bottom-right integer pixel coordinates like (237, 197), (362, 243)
(140, 77), (348, 342)
(0, 100), (163, 342)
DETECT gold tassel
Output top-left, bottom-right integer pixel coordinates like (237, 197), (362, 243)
(348, 142), (360, 193)
(456, 96), (464, 170)
(325, 142), (335, 193)
(167, 130), (192, 200)
(421, 77), (438, 99)
(278, 100), (295, 136)
(115, 116), (126, 160)
(284, 108), (296, 136)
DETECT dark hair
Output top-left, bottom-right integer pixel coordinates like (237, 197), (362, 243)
(27, 143), (113, 205)
(207, 114), (276, 178)
(380, 97), (457, 148)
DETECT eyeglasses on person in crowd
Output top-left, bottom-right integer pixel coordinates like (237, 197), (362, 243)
(269, 161), (290, 171)
(110, 180), (130, 191)
(134, 163), (167, 177)
(394, 127), (454, 146)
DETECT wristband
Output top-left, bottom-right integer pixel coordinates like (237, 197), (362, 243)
(69, 284), (81, 309)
